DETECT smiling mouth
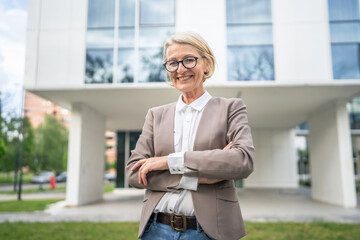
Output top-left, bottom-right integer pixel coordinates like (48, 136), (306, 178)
(177, 75), (192, 81)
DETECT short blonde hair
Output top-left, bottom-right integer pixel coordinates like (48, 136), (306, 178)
(163, 31), (216, 82)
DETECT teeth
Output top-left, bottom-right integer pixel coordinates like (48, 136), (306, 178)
(178, 76), (190, 80)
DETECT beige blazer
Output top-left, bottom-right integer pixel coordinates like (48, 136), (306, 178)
(126, 97), (255, 240)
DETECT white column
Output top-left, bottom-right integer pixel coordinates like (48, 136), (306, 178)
(246, 128), (298, 189)
(308, 100), (357, 207)
(66, 103), (106, 206)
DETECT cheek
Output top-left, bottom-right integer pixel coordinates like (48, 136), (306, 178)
(169, 73), (176, 83)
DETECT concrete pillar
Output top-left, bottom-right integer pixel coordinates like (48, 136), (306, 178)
(246, 128), (298, 189)
(66, 103), (106, 206)
(308, 100), (357, 207)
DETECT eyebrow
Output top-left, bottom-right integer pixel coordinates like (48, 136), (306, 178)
(167, 54), (197, 61)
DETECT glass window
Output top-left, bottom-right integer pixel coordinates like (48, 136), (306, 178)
(330, 22), (360, 43)
(332, 44), (360, 79)
(85, 50), (113, 84)
(118, 28), (134, 48)
(328, 0), (359, 21)
(86, 29), (114, 49)
(85, 0), (175, 84)
(87, 0), (115, 28)
(227, 0), (272, 24)
(117, 49), (134, 83)
(119, 0), (135, 27)
(139, 27), (175, 48)
(227, 25), (273, 45)
(140, 0), (175, 25)
(328, 0), (360, 80)
(139, 48), (165, 82)
(226, 0), (274, 81)
(228, 46), (274, 81)
(348, 96), (360, 129)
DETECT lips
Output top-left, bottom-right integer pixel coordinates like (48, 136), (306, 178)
(177, 75), (192, 81)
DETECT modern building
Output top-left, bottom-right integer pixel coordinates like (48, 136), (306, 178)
(24, 91), (71, 128)
(24, 0), (360, 208)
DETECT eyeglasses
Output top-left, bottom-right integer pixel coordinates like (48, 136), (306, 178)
(163, 56), (204, 72)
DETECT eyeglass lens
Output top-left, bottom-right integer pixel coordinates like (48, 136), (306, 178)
(165, 57), (198, 72)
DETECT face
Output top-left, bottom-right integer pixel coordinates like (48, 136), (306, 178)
(165, 43), (208, 96)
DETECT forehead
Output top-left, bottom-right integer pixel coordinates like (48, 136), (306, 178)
(166, 43), (199, 60)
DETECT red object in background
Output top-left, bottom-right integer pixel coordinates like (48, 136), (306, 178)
(50, 175), (56, 190)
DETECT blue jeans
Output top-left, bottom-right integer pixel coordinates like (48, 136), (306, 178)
(141, 213), (213, 240)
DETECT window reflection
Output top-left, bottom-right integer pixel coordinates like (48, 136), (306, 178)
(226, 0), (274, 81)
(227, 0), (272, 24)
(139, 48), (165, 82)
(140, 0), (175, 25)
(332, 44), (360, 79)
(228, 46), (274, 81)
(118, 49), (134, 83)
(328, 0), (360, 80)
(85, 50), (113, 84)
(85, 0), (175, 84)
(227, 25), (273, 45)
(330, 22), (360, 43)
(348, 96), (360, 129)
(328, 0), (359, 21)
(119, 0), (135, 27)
(87, 0), (115, 28)
(87, 29), (114, 49)
(139, 27), (175, 48)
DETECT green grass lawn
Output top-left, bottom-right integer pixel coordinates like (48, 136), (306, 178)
(0, 222), (359, 240)
(0, 182), (114, 195)
(0, 172), (33, 184)
(0, 199), (63, 212)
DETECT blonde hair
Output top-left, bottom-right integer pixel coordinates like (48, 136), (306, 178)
(163, 31), (216, 83)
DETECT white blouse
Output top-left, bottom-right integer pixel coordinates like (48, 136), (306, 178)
(154, 91), (212, 216)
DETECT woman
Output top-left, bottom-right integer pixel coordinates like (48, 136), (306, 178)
(126, 31), (255, 240)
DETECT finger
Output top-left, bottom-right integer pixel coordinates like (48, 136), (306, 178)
(140, 166), (148, 185)
(132, 159), (146, 171)
(223, 141), (233, 150)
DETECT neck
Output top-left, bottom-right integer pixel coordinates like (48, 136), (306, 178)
(182, 89), (205, 105)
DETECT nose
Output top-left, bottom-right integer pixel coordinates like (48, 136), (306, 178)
(176, 62), (187, 74)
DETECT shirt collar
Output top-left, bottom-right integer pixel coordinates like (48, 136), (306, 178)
(176, 91), (212, 112)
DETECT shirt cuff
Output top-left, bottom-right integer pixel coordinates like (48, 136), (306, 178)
(168, 152), (185, 174)
(173, 175), (199, 191)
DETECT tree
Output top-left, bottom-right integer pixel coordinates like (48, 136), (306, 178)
(36, 114), (68, 173)
(0, 138), (6, 162)
(0, 117), (35, 174)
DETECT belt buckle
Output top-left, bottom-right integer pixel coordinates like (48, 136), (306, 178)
(170, 213), (187, 232)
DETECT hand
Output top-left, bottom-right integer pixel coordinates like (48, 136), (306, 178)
(131, 156), (169, 186)
(198, 142), (232, 185)
(223, 141), (232, 150)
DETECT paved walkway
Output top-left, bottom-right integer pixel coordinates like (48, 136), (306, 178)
(0, 187), (359, 223)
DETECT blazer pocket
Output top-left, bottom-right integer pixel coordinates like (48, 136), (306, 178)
(143, 190), (151, 202)
(216, 187), (239, 202)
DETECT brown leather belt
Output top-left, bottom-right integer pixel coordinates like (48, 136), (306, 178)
(154, 212), (197, 232)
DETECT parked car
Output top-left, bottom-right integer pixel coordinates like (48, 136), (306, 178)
(104, 172), (116, 181)
(56, 172), (67, 182)
(31, 171), (54, 184)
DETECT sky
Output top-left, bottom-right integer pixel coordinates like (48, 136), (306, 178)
(0, 0), (28, 115)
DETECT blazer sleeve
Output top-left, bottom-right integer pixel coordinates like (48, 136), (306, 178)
(183, 99), (255, 180)
(126, 109), (182, 192)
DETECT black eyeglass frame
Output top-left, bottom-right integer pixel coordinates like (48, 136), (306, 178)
(163, 56), (205, 72)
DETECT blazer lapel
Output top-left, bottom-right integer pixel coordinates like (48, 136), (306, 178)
(193, 98), (216, 151)
(157, 103), (176, 155)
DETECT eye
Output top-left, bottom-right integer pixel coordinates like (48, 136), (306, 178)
(168, 61), (178, 67)
(183, 57), (196, 64)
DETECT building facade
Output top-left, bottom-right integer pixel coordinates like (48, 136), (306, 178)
(24, 0), (360, 207)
